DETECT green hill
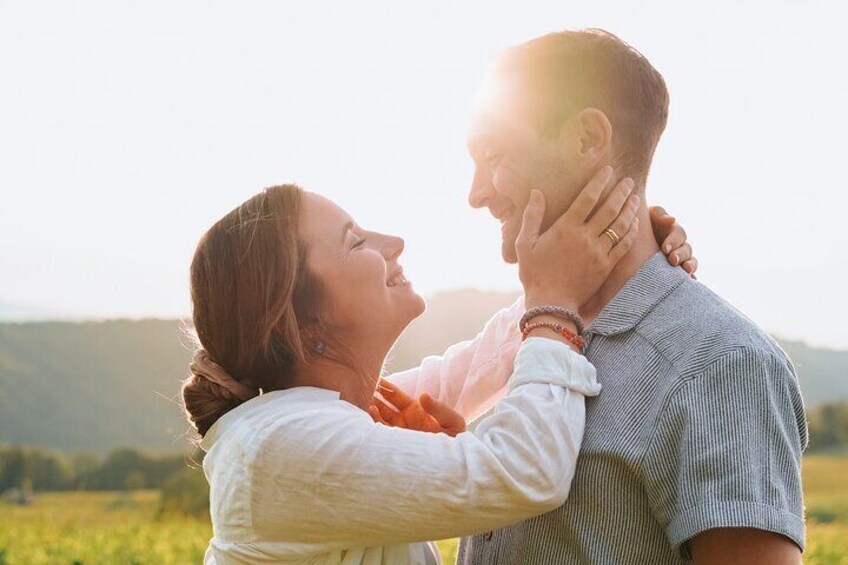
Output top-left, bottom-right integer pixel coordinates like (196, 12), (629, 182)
(1, 290), (845, 454)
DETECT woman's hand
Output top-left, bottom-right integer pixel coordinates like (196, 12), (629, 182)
(650, 206), (698, 278)
(518, 165), (640, 311)
(369, 379), (466, 437)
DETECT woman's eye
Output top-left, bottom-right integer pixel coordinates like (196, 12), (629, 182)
(352, 238), (366, 249)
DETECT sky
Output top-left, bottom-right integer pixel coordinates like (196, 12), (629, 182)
(1, 1), (847, 348)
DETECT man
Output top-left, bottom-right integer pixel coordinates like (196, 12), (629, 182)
(458, 29), (807, 564)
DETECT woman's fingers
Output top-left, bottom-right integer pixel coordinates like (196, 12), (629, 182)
(600, 192), (640, 252)
(649, 206), (676, 244)
(376, 378), (414, 410)
(668, 242), (692, 267)
(515, 190), (545, 260)
(419, 393), (467, 436)
(587, 177), (636, 235)
(609, 217), (640, 263)
(659, 222), (687, 255)
(682, 257), (699, 278)
(564, 165), (615, 223)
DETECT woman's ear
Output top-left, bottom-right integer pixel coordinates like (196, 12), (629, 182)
(575, 108), (613, 166)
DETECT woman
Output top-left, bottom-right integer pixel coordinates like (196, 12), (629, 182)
(182, 170), (694, 564)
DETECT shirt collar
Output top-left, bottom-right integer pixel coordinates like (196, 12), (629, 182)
(199, 386), (340, 452)
(586, 252), (689, 337)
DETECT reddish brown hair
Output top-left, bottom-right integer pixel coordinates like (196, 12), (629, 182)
(181, 184), (321, 437)
(491, 29), (670, 182)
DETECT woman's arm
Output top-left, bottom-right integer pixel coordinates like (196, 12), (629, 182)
(387, 208), (696, 421)
(387, 295), (524, 421)
(257, 337), (599, 549)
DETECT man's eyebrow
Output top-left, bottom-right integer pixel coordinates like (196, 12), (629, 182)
(341, 220), (355, 245)
(467, 134), (485, 158)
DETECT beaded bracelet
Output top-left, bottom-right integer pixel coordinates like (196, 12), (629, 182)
(521, 320), (586, 352)
(519, 305), (585, 336)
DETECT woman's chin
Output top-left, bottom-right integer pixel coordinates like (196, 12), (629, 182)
(392, 291), (427, 332)
(409, 290), (427, 319)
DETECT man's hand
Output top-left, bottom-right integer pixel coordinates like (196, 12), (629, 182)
(650, 205), (698, 278)
(369, 379), (467, 437)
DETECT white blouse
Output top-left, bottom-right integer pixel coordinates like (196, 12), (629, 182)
(200, 298), (600, 564)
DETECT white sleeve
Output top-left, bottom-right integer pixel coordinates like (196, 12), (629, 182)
(258, 337), (600, 549)
(387, 295), (524, 421)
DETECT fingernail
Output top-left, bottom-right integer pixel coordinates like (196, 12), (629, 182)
(664, 243), (672, 253)
(672, 253), (679, 264)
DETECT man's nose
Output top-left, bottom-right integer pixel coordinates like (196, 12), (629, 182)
(468, 168), (492, 209)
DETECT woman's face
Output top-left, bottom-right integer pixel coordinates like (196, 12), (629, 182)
(298, 193), (426, 350)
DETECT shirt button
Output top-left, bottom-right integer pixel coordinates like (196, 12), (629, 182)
(484, 531), (493, 541)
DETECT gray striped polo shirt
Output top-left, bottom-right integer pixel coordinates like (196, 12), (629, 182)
(458, 252), (808, 564)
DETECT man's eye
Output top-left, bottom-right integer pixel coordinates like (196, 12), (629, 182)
(484, 153), (503, 167)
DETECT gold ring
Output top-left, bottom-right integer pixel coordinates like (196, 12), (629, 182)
(604, 228), (620, 246)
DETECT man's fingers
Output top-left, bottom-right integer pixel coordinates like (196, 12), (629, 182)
(374, 397), (405, 427)
(376, 378), (414, 410)
(587, 177), (636, 235)
(515, 190), (545, 258)
(420, 393), (467, 435)
(564, 165), (615, 223)
(368, 405), (389, 426)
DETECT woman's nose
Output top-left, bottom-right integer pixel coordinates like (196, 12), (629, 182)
(384, 235), (404, 261)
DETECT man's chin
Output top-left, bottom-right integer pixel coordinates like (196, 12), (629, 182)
(501, 240), (519, 264)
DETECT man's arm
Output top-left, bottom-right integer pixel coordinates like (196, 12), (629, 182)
(690, 528), (801, 565)
(643, 346), (808, 561)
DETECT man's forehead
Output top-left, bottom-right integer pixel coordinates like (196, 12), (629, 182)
(467, 103), (535, 155)
(468, 74), (536, 146)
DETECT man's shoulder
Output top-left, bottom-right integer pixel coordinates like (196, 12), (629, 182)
(637, 279), (794, 381)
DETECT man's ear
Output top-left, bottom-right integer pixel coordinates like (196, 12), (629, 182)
(574, 108), (613, 166)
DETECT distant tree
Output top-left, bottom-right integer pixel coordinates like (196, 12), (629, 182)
(28, 448), (74, 490)
(157, 466), (210, 518)
(807, 402), (848, 452)
(0, 445), (31, 490)
(70, 451), (102, 490)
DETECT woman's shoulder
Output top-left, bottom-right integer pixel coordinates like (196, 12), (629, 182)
(205, 386), (368, 457)
(250, 386), (371, 445)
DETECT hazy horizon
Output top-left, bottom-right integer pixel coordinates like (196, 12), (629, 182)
(3, 1), (847, 348)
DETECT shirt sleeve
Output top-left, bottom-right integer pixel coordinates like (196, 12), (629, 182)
(642, 346), (808, 556)
(254, 337), (600, 549)
(386, 295), (524, 421)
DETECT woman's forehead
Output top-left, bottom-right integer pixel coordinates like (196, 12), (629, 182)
(300, 192), (354, 243)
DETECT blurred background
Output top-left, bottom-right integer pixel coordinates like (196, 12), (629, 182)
(1, 1), (846, 564)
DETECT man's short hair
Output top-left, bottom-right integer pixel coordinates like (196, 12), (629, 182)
(491, 29), (670, 181)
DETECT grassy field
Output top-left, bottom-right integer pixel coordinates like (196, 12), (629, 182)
(1, 457), (845, 564)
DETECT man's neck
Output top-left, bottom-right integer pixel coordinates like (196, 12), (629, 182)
(579, 207), (660, 326)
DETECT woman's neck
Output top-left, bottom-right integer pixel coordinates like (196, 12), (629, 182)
(291, 351), (385, 411)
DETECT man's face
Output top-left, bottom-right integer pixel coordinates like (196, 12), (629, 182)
(466, 80), (585, 264)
